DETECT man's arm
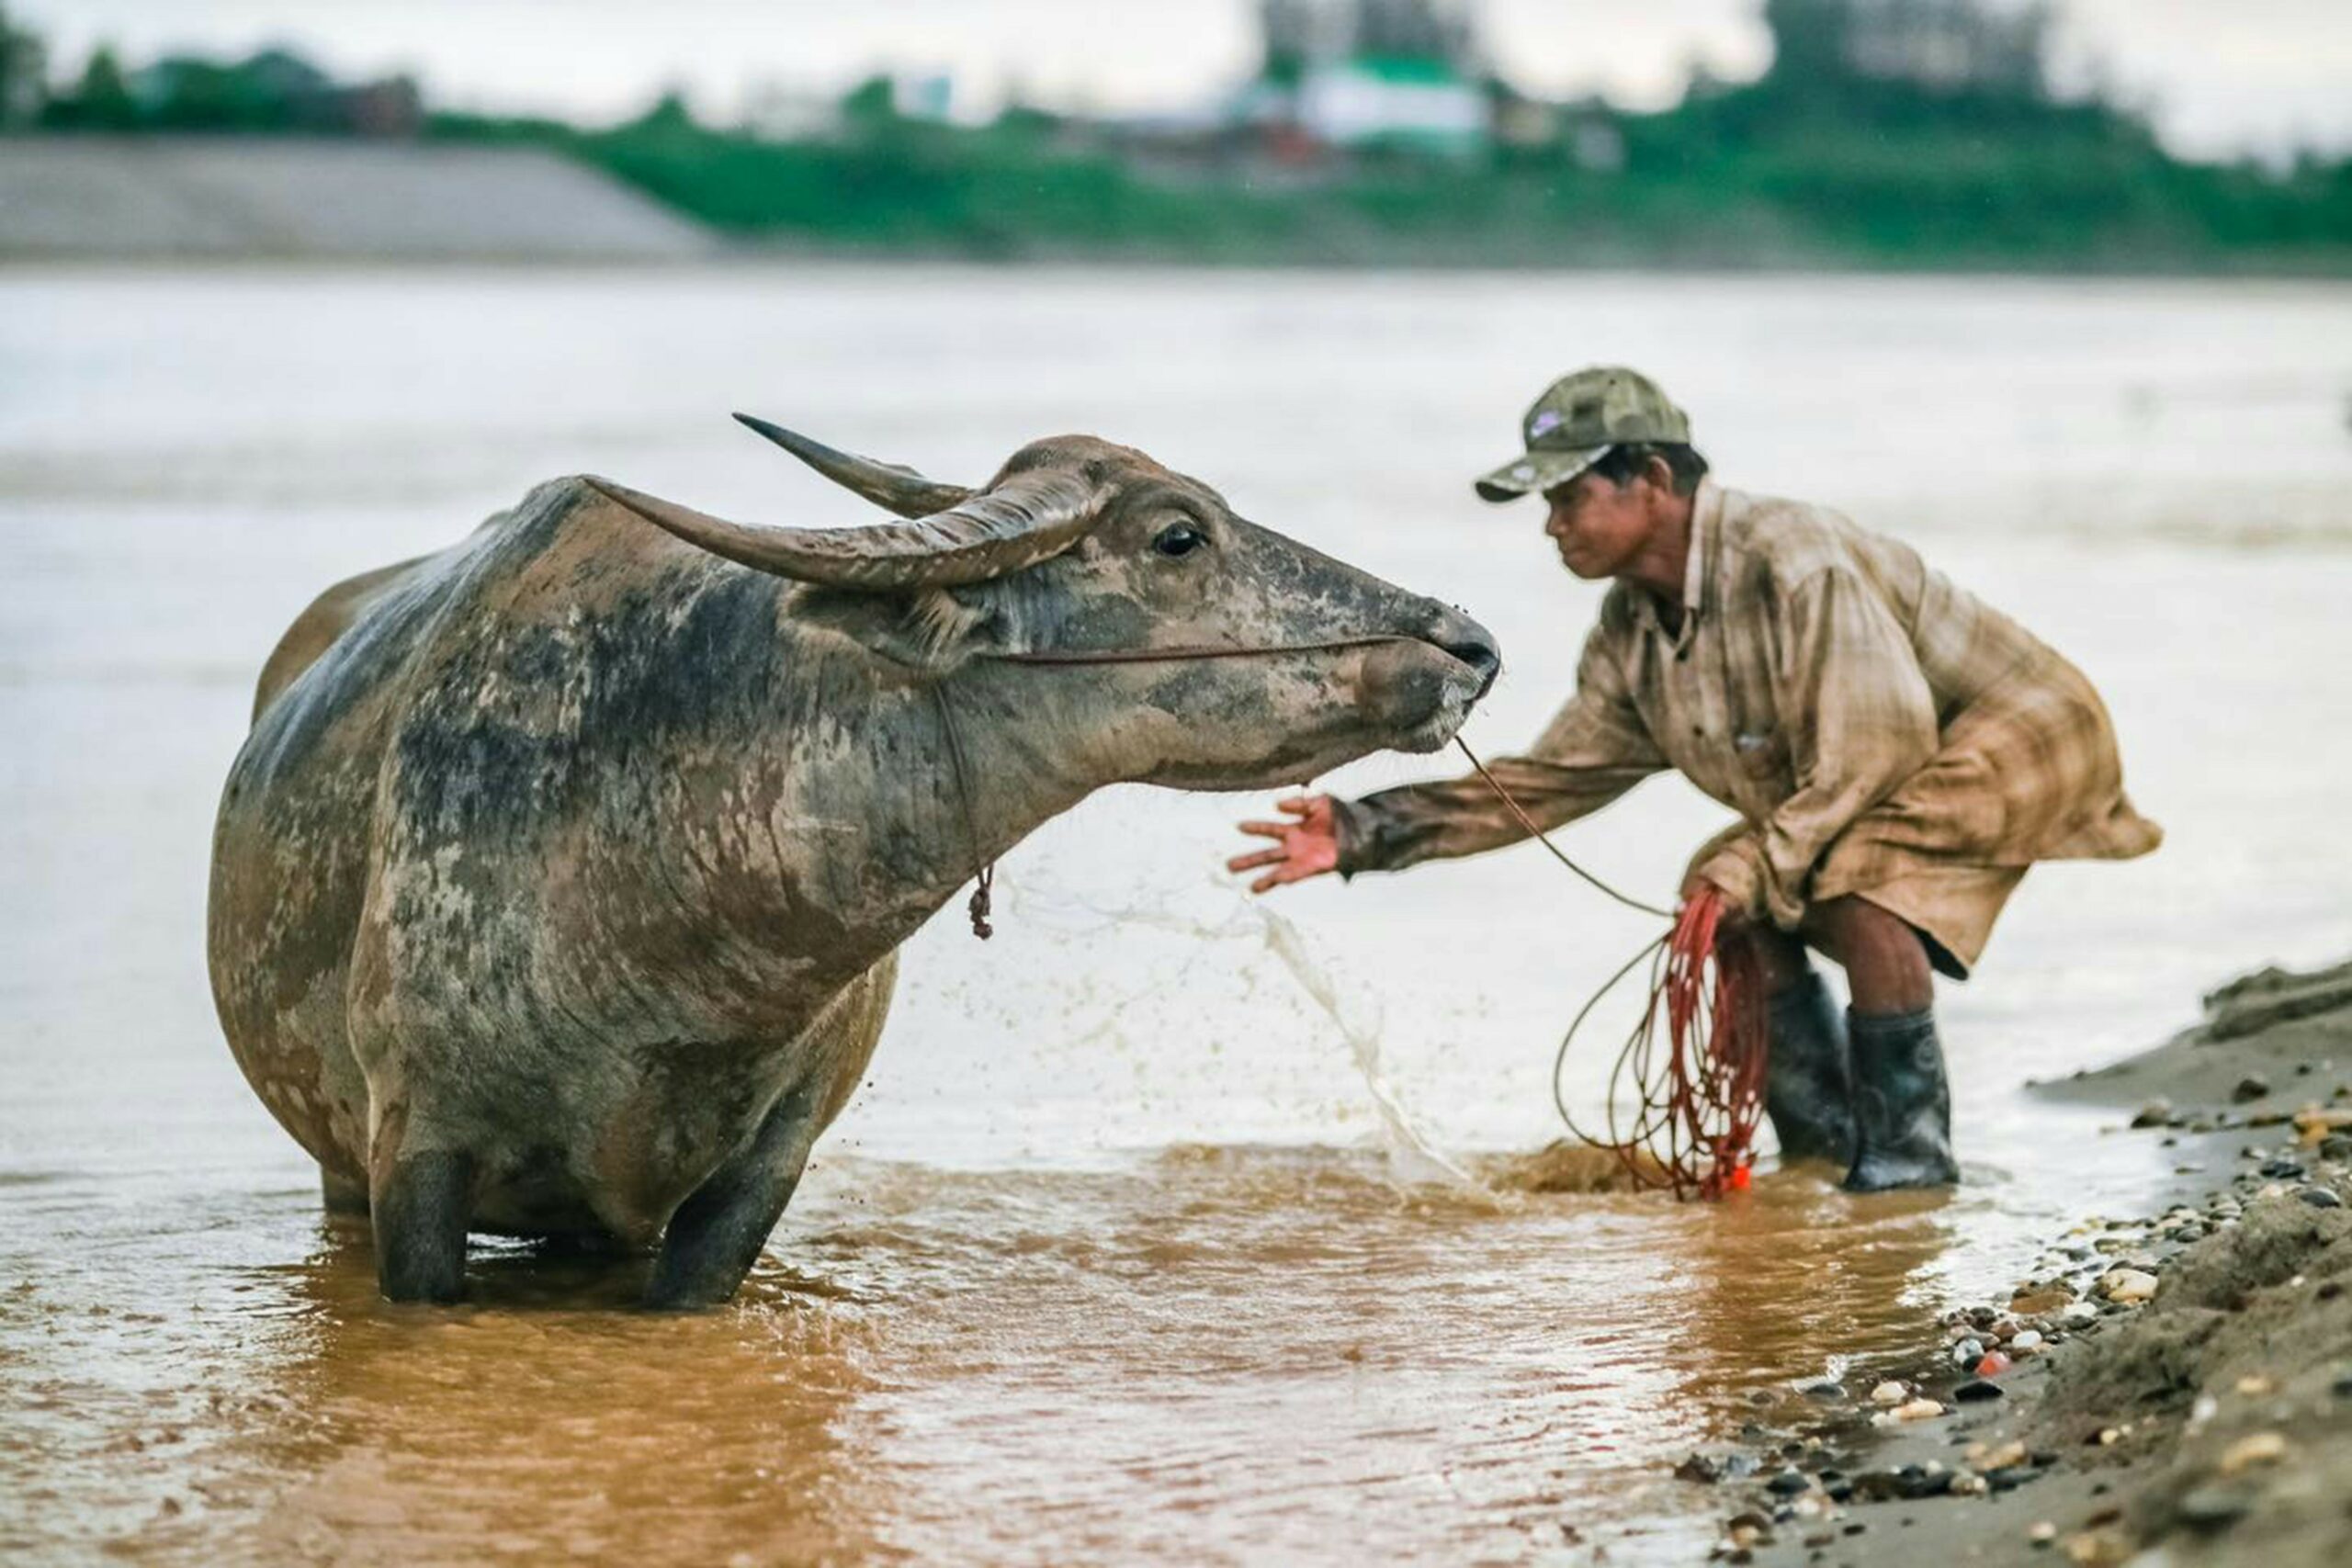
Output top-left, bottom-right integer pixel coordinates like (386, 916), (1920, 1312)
(1229, 621), (1667, 890)
(1694, 565), (1939, 928)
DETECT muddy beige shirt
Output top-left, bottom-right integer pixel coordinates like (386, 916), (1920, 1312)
(1334, 482), (2161, 974)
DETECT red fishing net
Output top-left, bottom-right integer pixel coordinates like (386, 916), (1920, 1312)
(1554, 888), (1770, 1200)
(1453, 739), (1770, 1200)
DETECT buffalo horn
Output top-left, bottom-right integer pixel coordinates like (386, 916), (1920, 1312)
(732, 412), (975, 519)
(582, 471), (1102, 592)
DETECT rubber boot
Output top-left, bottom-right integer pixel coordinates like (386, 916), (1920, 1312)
(1763, 968), (1854, 1167)
(1842, 1006), (1960, 1191)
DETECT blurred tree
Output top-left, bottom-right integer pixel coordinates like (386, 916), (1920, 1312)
(840, 74), (899, 130)
(0, 2), (46, 130)
(631, 89), (696, 134)
(43, 45), (140, 130)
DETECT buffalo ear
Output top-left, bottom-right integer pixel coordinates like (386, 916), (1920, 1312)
(794, 583), (1009, 673)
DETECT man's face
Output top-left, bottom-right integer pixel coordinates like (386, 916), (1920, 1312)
(1542, 469), (1654, 580)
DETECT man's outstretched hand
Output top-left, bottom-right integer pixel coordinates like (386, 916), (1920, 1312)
(1227, 794), (1340, 894)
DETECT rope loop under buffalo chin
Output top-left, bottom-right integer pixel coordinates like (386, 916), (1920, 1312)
(931, 686), (994, 940)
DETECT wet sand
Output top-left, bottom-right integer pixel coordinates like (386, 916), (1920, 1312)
(1717, 960), (2352, 1568)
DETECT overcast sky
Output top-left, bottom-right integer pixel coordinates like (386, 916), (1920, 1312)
(21, 0), (2352, 159)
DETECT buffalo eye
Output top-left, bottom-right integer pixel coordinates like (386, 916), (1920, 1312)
(1152, 521), (1210, 559)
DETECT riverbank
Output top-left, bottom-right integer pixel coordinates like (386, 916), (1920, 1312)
(0, 140), (712, 261)
(1700, 960), (2352, 1567)
(6, 134), (2348, 275)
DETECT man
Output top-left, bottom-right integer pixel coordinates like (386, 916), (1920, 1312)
(1228, 367), (2160, 1190)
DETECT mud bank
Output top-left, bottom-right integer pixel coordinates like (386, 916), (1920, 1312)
(1705, 960), (2352, 1568)
(0, 140), (714, 261)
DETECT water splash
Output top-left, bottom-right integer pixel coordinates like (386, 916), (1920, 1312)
(1011, 877), (1483, 1193)
(1248, 904), (1485, 1194)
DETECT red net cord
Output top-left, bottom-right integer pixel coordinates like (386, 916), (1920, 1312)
(1555, 888), (1771, 1201)
(1452, 739), (1771, 1200)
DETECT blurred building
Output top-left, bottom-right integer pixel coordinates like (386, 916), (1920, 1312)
(889, 73), (959, 124)
(1766, 0), (2052, 97)
(1248, 0), (1488, 158)
(741, 81), (842, 141)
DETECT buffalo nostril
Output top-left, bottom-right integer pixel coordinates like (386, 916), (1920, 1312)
(1444, 637), (1498, 675)
(1420, 604), (1501, 694)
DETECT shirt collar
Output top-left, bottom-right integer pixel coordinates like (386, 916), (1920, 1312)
(1631, 479), (1720, 649)
(1684, 479), (1722, 617)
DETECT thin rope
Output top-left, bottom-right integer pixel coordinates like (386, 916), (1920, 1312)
(931, 686), (995, 940)
(958, 641), (1770, 1196)
(1452, 738), (1672, 919)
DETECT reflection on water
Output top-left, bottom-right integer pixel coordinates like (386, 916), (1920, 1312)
(4, 265), (2349, 1562)
(3, 1148), (1963, 1565)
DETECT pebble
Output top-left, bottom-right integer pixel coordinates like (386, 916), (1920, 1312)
(2176, 1483), (2254, 1531)
(2063, 1529), (2128, 1565)
(2129, 1099), (2174, 1128)
(1951, 1337), (1985, 1365)
(2028, 1520), (2057, 1546)
(2010, 1329), (2045, 1353)
(2218, 1430), (2289, 1474)
(2259, 1157), (2307, 1180)
(1800, 1380), (1846, 1402)
(1952, 1379), (2004, 1403)
(2010, 1287), (2075, 1315)
(1676, 1452), (1729, 1483)
(1948, 1471), (1988, 1496)
(2234, 1075), (2273, 1102)
(1869, 1381), (1908, 1405)
(1975, 1350), (2014, 1377)
(1973, 1439), (2028, 1472)
(2099, 1269), (2160, 1304)
(2296, 1186), (2343, 1209)
(1893, 1398), (1946, 1422)
(1766, 1469), (1812, 1496)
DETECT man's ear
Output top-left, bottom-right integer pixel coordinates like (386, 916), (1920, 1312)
(794, 583), (1008, 672)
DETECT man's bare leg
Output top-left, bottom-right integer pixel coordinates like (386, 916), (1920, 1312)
(1804, 897), (1933, 1015)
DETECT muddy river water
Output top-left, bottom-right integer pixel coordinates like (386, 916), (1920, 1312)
(4, 267), (2350, 1563)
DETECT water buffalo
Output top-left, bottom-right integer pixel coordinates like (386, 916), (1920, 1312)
(208, 418), (1500, 1307)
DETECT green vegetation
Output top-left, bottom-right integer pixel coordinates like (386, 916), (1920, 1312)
(426, 79), (2352, 273)
(9, 0), (2349, 273)
(1, 3), (419, 137)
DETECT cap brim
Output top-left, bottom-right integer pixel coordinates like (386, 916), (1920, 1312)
(1472, 445), (1611, 503)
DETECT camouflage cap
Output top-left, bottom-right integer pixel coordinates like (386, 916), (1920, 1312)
(1473, 366), (1693, 502)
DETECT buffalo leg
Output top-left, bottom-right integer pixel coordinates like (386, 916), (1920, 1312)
(321, 1167), (370, 1216)
(645, 1089), (821, 1311)
(371, 1146), (475, 1304)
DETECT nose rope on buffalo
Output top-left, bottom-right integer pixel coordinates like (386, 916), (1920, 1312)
(940, 635), (1437, 941)
(944, 637), (1770, 1199)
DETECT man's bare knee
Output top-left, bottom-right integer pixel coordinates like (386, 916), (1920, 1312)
(1807, 897), (1932, 1013)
